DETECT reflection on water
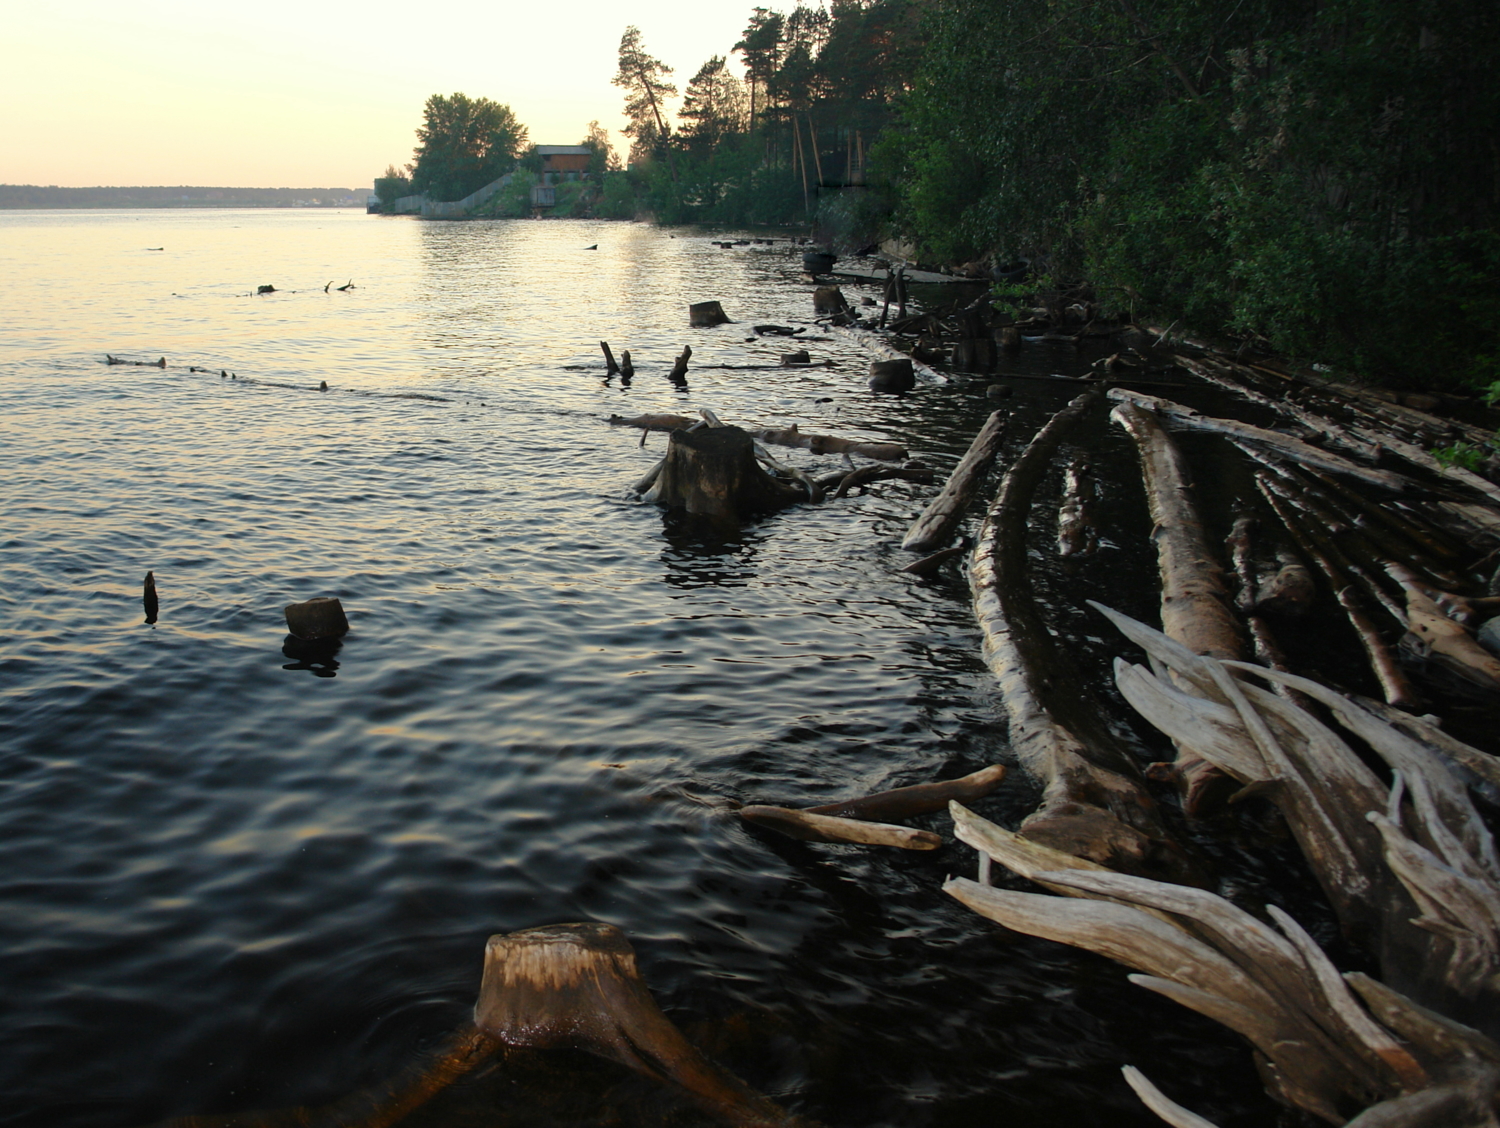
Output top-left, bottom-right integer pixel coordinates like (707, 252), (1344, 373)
(0, 210), (1282, 1128)
(281, 633), (343, 677)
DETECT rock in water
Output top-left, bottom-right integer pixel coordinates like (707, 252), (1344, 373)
(284, 596), (349, 640)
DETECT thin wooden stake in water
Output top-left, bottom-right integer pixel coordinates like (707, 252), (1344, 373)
(143, 571), (158, 625)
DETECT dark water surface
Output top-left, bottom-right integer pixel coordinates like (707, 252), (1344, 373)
(1, 210), (1280, 1127)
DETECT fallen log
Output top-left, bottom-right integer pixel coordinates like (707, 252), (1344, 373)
(1257, 479), (1419, 707)
(900, 542), (969, 577)
(609, 412), (695, 432)
(1225, 517), (1309, 710)
(1056, 454), (1099, 560)
(752, 423), (908, 463)
(902, 410), (1008, 553)
(1108, 388), (1410, 493)
(738, 805), (941, 849)
(1098, 604), (1500, 1026)
(803, 764), (1007, 821)
(971, 390), (1199, 880)
(1111, 397), (1244, 813)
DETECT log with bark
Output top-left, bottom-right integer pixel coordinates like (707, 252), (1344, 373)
(1107, 388), (1410, 493)
(752, 423), (908, 463)
(902, 410), (1008, 553)
(970, 389), (1201, 881)
(1056, 454), (1099, 560)
(1110, 397), (1245, 813)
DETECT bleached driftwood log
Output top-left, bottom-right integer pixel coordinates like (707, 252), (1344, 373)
(752, 423), (908, 463)
(949, 798), (1500, 1127)
(902, 409), (1008, 552)
(970, 390), (1198, 880)
(1094, 604), (1500, 1029)
(739, 764), (1007, 848)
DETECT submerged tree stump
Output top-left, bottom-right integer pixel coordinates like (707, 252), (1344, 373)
(642, 425), (803, 522)
(284, 597), (349, 640)
(476, 923), (803, 1126)
(689, 301), (730, 327)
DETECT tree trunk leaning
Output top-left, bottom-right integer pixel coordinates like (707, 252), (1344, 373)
(903, 410), (1008, 552)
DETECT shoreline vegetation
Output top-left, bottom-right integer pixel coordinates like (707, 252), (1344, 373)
(370, 0), (1496, 400)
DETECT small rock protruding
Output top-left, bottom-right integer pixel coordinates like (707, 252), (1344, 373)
(284, 597), (349, 640)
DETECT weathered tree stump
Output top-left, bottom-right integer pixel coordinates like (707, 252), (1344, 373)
(284, 597), (349, 640)
(812, 286), (848, 314)
(668, 345), (692, 384)
(869, 358), (915, 394)
(689, 301), (730, 327)
(476, 923), (803, 1126)
(642, 426), (803, 522)
(781, 349), (811, 365)
(953, 337), (995, 372)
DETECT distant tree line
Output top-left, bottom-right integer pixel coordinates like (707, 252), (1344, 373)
(0, 185), (363, 208)
(382, 0), (1497, 388)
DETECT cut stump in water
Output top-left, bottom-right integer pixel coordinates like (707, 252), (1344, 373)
(284, 597), (349, 641)
(812, 286), (847, 314)
(869, 359), (915, 394)
(642, 425), (803, 522)
(689, 301), (730, 327)
(475, 922), (803, 1126)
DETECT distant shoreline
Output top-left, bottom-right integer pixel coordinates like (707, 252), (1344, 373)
(0, 185), (368, 210)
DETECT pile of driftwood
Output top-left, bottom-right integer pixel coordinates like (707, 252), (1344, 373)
(937, 328), (1500, 1126)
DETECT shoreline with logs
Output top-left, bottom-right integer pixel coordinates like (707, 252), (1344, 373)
(122, 259), (1500, 1126)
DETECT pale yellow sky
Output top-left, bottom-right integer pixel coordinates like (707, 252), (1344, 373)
(2, 1), (759, 188)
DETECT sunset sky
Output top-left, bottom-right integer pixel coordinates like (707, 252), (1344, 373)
(3, 0), (757, 189)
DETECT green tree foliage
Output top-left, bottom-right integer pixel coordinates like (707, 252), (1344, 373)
(580, 120), (622, 179)
(613, 27), (679, 169)
(374, 163), (412, 209)
(887, 0), (1500, 387)
(679, 57), (749, 154)
(410, 93), (528, 202)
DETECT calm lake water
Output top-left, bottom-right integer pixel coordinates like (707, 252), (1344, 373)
(0, 209), (1279, 1127)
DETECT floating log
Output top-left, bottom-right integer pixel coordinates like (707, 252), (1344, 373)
(475, 923), (804, 1126)
(803, 764), (1007, 821)
(689, 301), (730, 327)
(642, 425), (803, 521)
(1111, 397), (1244, 813)
(610, 412), (695, 432)
(284, 597), (349, 641)
(739, 805), (942, 849)
(1257, 479), (1418, 707)
(902, 410), (1008, 553)
(970, 390), (1198, 880)
(868, 358), (915, 394)
(1056, 454), (1098, 560)
(143, 571), (158, 625)
(900, 542), (969, 577)
(1108, 388), (1410, 492)
(752, 423), (908, 463)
